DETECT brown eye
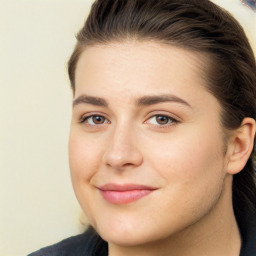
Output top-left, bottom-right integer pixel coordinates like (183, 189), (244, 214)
(156, 115), (170, 125)
(145, 114), (177, 127)
(80, 115), (108, 125)
(92, 116), (106, 124)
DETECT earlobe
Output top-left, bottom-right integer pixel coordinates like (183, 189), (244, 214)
(227, 117), (256, 175)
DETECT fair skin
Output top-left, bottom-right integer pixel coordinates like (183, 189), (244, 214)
(69, 41), (255, 256)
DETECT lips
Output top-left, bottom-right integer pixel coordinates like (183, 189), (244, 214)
(98, 183), (157, 204)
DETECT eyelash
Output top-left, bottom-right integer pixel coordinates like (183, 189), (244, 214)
(79, 114), (179, 128)
(145, 115), (179, 128)
(79, 114), (110, 126)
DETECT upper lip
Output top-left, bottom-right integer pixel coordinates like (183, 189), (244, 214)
(98, 183), (158, 191)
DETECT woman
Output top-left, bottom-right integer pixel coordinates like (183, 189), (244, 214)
(29, 0), (256, 255)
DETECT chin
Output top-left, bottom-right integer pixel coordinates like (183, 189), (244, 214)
(93, 219), (149, 246)
(100, 230), (154, 247)
(94, 217), (178, 248)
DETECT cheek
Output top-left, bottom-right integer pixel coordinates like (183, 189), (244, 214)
(68, 131), (103, 190)
(145, 128), (225, 186)
(142, 131), (226, 228)
(68, 131), (104, 224)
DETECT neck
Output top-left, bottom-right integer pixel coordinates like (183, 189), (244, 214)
(108, 175), (241, 256)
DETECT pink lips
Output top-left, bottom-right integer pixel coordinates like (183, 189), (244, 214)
(98, 184), (157, 204)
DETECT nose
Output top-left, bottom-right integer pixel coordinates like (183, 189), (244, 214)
(102, 125), (143, 170)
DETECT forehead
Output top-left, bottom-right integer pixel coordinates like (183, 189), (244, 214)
(74, 41), (213, 108)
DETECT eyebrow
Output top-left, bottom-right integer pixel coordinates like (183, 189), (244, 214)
(73, 95), (108, 107)
(73, 94), (191, 108)
(136, 95), (192, 108)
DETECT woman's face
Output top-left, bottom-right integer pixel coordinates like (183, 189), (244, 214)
(69, 41), (229, 246)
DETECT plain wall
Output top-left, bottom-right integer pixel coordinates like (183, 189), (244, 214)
(0, 0), (255, 255)
(0, 1), (92, 255)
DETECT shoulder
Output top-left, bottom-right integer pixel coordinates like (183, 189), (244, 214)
(27, 227), (103, 256)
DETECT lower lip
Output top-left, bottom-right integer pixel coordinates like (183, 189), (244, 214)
(99, 189), (154, 204)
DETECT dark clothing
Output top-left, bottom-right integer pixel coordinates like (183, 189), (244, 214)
(28, 220), (256, 256)
(28, 227), (108, 256)
(239, 212), (256, 256)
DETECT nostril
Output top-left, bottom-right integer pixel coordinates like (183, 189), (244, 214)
(123, 163), (134, 167)
(103, 147), (143, 169)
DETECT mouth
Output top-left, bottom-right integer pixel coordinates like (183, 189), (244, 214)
(97, 183), (158, 204)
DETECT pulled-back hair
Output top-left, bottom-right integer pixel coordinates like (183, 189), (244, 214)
(68, 0), (256, 242)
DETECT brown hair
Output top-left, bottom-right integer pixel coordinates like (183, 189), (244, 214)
(68, 0), (256, 237)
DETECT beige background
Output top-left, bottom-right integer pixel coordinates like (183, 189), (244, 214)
(0, 0), (255, 255)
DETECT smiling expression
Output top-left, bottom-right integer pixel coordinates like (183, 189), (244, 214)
(69, 41), (230, 246)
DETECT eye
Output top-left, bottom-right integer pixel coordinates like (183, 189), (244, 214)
(146, 115), (177, 126)
(80, 115), (109, 125)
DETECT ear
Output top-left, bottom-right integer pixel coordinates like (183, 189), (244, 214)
(226, 118), (256, 175)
